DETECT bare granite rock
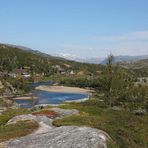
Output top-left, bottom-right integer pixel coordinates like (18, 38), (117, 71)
(7, 107), (79, 126)
(7, 114), (53, 127)
(50, 107), (79, 118)
(3, 107), (109, 148)
(4, 126), (109, 148)
(6, 114), (36, 125)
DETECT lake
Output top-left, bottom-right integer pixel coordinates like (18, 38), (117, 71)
(15, 81), (88, 108)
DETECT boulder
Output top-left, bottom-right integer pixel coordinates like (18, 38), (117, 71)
(4, 126), (109, 148)
(6, 114), (53, 126)
(3, 108), (109, 148)
(50, 107), (79, 118)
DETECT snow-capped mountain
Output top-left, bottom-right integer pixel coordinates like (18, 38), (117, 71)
(54, 53), (105, 64)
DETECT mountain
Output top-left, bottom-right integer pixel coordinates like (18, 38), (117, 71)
(100, 55), (148, 65)
(4, 43), (66, 60)
(81, 57), (105, 64)
(56, 54), (148, 65)
(55, 53), (104, 64)
(0, 44), (72, 72)
(0, 44), (103, 75)
(119, 58), (148, 69)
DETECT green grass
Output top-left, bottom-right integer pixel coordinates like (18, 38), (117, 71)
(0, 108), (31, 125)
(0, 108), (38, 142)
(53, 103), (148, 148)
(0, 120), (39, 142)
(0, 98), (9, 107)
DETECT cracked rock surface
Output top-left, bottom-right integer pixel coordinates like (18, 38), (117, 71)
(2, 107), (109, 148)
(5, 126), (108, 148)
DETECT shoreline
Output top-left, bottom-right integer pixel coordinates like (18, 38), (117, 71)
(65, 97), (89, 103)
(35, 85), (93, 94)
(13, 96), (37, 100)
(12, 85), (93, 104)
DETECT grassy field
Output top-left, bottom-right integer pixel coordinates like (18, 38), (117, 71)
(0, 108), (38, 142)
(0, 103), (147, 147)
(53, 103), (148, 148)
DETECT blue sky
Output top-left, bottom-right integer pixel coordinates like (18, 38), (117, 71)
(0, 0), (148, 58)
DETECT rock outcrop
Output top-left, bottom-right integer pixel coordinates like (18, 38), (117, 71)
(5, 126), (109, 148)
(2, 107), (109, 148)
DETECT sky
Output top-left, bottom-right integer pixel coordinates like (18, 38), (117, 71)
(0, 0), (148, 58)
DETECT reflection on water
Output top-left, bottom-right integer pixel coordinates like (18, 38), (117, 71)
(15, 81), (88, 108)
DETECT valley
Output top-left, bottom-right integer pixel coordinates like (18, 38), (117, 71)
(0, 44), (148, 147)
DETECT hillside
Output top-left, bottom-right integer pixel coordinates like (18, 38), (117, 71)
(101, 55), (148, 65)
(117, 58), (148, 77)
(118, 58), (148, 70)
(0, 44), (67, 71)
(0, 44), (103, 76)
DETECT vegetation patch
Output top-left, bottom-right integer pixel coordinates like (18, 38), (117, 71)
(32, 110), (59, 118)
(0, 108), (31, 125)
(0, 98), (8, 107)
(53, 103), (148, 148)
(0, 120), (39, 142)
(0, 108), (38, 142)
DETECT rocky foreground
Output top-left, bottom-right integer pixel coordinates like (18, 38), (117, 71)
(1, 107), (109, 148)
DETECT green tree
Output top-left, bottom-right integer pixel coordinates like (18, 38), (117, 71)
(99, 54), (134, 108)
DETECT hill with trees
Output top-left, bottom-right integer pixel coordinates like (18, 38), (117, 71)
(0, 44), (103, 76)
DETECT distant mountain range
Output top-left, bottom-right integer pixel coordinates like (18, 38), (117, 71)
(1, 43), (148, 65)
(118, 58), (148, 70)
(100, 55), (148, 65)
(55, 53), (104, 64)
(56, 53), (148, 65)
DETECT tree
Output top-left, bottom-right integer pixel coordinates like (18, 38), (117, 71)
(99, 54), (134, 108)
(102, 54), (114, 107)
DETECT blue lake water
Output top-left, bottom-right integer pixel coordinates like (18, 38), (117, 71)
(15, 81), (88, 108)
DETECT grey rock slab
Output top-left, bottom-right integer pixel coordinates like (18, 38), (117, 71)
(35, 115), (53, 126)
(50, 107), (79, 119)
(6, 107), (79, 126)
(6, 114), (54, 136)
(6, 114), (36, 125)
(3, 108), (109, 148)
(4, 126), (109, 148)
(7, 114), (53, 126)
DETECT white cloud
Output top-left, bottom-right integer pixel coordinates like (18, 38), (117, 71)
(93, 31), (148, 42)
(88, 31), (148, 56)
(54, 31), (148, 58)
